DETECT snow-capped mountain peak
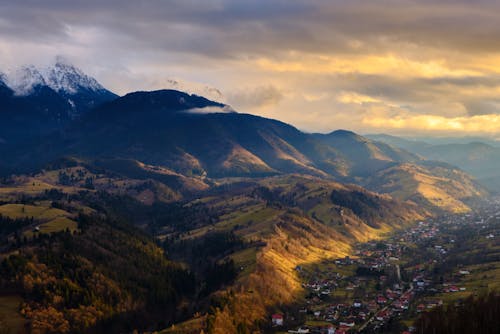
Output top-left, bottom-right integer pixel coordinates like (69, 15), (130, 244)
(1, 59), (117, 120)
(44, 59), (106, 95)
(5, 65), (47, 96)
(2, 58), (110, 96)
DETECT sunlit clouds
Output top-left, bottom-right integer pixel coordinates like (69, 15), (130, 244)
(1, 1), (500, 136)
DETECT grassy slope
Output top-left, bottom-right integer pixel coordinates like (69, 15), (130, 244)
(0, 165), (188, 206)
(364, 163), (486, 213)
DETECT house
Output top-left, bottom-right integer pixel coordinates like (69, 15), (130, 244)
(376, 310), (389, 321)
(392, 300), (403, 310)
(417, 304), (425, 313)
(339, 321), (355, 327)
(376, 295), (387, 304)
(338, 325), (351, 333)
(272, 314), (284, 326)
(386, 291), (398, 300)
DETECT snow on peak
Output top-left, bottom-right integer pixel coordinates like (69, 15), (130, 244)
(2, 59), (107, 96)
(5, 65), (47, 96)
(44, 60), (105, 94)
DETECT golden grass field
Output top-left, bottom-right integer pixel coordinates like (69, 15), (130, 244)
(0, 204), (70, 220)
(0, 203), (78, 238)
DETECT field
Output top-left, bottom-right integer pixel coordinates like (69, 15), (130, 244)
(0, 203), (78, 238)
(0, 204), (70, 220)
(230, 247), (258, 277)
(23, 216), (78, 238)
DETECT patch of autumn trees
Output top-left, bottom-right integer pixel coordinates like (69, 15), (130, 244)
(0, 214), (195, 333)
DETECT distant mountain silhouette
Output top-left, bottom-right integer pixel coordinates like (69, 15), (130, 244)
(368, 133), (500, 191)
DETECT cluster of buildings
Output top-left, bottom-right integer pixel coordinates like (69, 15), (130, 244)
(271, 197), (500, 333)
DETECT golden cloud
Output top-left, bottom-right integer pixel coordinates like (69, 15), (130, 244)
(255, 54), (481, 79)
(363, 113), (500, 134)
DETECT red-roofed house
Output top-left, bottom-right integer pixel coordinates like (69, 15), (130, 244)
(272, 314), (283, 326)
(377, 295), (387, 304)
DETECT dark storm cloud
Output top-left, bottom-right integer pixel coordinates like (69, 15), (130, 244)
(2, 0), (500, 58)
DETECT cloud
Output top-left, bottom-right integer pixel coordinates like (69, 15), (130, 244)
(227, 85), (284, 110)
(362, 111), (500, 135)
(1, 1), (500, 135)
(337, 91), (383, 105)
(185, 106), (235, 114)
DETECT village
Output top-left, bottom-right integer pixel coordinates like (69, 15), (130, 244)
(271, 198), (500, 334)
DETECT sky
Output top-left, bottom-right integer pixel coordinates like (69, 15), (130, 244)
(2, 0), (500, 136)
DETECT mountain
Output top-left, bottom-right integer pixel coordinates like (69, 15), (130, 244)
(15, 89), (333, 178)
(365, 133), (432, 154)
(313, 130), (420, 177)
(367, 134), (500, 192)
(2, 89), (485, 213)
(363, 162), (487, 213)
(0, 60), (118, 144)
(44, 60), (118, 115)
(33, 91), (420, 181)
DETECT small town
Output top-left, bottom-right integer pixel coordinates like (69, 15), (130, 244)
(271, 198), (500, 333)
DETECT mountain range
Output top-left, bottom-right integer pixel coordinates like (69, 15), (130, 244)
(0, 61), (488, 213)
(368, 133), (500, 191)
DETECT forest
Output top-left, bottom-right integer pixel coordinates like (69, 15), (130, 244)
(415, 292), (500, 334)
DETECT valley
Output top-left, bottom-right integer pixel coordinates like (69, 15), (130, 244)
(271, 198), (500, 334)
(0, 169), (423, 333)
(0, 62), (497, 334)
